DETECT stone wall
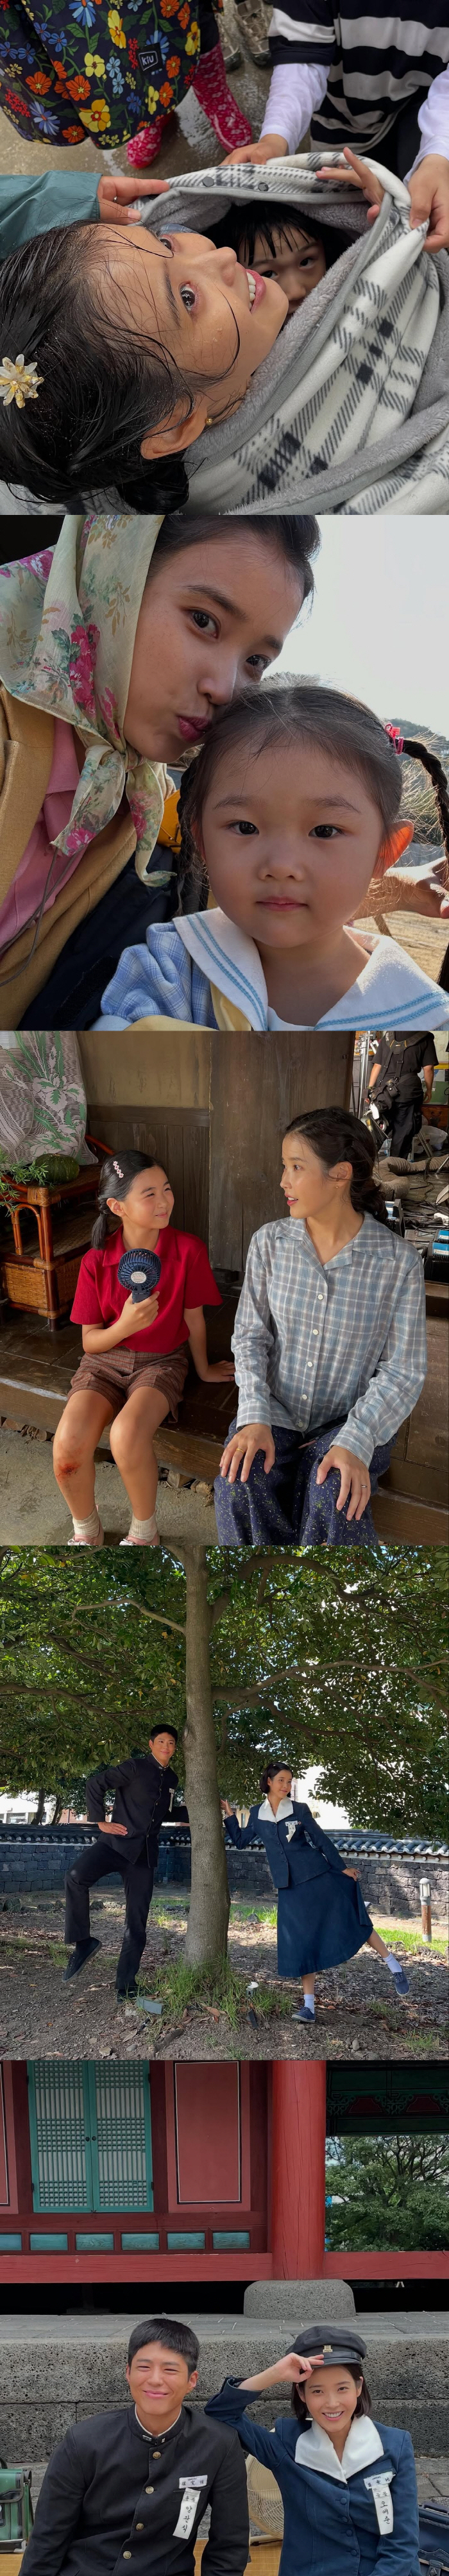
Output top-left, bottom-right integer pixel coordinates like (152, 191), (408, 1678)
(0, 1827), (447, 1918)
(1, 2305), (448, 2459)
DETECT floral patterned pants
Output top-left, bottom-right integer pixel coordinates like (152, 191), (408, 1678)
(0, 0), (217, 146)
(214, 1420), (393, 1549)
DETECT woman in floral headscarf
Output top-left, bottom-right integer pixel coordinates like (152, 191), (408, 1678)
(0, 509), (316, 1028)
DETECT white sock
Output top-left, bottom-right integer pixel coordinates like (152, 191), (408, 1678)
(303, 1996), (315, 2014)
(120, 1513), (159, 1546)
(71, 1506), (103, 1545)
(386, 1953), (401, 1974)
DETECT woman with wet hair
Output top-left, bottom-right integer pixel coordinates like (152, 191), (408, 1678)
(206, 2321), (421, 2574)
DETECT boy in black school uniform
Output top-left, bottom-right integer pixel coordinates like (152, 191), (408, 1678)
(64, 1724), (178, 1999)
(21, 2315), (250, 2576)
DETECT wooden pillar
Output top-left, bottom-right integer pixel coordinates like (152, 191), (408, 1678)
(271, 2062), (326, 2277)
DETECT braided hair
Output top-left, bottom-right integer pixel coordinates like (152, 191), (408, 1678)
(385, 726), (449, 989)
(91, 1145), (157, 1248)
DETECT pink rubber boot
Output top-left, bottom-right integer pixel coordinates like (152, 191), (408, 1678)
(126, 110), (176, 165)
(192, 41), (252, 147)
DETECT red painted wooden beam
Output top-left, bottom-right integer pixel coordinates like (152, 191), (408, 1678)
(325, 2252), (449, 2278)
(271, 2062), (326, 2275)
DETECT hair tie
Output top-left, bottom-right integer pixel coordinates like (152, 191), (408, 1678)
(384, 723), (405, 753)
(0, 354), (43, 409)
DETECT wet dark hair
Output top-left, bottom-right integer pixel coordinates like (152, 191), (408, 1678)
(292, 2367), (371, 2427)
(260, 1758), (292, 1794)
(210, 199), (349, 276)
(0, 224), (246, 512)
(127, 2315), (199, 2373)
(399, 735), (449, 994)
(91, 1146), (160, 1249)
(177, 684), (449, 914)
(283, 1109), (388, 1225)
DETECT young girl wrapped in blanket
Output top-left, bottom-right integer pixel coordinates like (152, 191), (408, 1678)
(96, 685), (449, 1032)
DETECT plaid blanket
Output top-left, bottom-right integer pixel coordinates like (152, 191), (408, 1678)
(141, 154), (449, 514)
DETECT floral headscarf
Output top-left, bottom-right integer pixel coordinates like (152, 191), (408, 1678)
(0, 512), (169, 883)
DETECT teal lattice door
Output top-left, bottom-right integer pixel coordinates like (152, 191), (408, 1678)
(28, 2062), (153, 2212)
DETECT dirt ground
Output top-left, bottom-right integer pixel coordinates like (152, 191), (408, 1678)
(1, 1892), (447, 2062)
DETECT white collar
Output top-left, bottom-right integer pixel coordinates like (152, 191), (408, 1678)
(295, 2416), (384, 2484)
(175, 913), (446, 1030)
(134, 2406), (182, 2441)
(258, 1796), (294, 1824)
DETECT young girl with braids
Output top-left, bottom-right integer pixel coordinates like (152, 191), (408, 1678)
(53, 1147), (233, 1546)
(97, 690), (449, 1033)
(214, 1107), (428, 1548)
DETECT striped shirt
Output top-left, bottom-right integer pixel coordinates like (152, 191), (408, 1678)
(232, 1212), (427, 1464)
(267, 7), (449, 153)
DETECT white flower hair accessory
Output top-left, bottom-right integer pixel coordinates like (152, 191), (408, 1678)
(0, 354), (44, 409)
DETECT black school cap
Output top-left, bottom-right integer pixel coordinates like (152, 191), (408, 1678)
(292, 2325), (368, 2368)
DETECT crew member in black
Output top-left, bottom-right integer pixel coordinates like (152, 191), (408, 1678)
(368, 1033), (438, 1159)
(21, 2315), (250, 2576)
(64, 1725), (178, 1999)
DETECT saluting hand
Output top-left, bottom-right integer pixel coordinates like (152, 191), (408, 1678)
(273, 2351), (325, 2384)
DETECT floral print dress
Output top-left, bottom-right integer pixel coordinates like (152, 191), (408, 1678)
(0, 0), (206, 145)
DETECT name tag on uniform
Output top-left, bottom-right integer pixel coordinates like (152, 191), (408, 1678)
(364, 2472), (394, 2534)
(179, 2477), (208, 2489)
(174, 2486), (204, 2538)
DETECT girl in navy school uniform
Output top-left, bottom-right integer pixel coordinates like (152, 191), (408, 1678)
(205, 2322), (421, 2576)
(222, 1758), (409, 2021)
(53, 1146), (233, 1547)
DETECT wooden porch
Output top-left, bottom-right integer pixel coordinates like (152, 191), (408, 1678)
(0, 1032), (447, 1544)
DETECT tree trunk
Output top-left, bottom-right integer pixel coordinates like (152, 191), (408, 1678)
(183, 1547), (230, 1966)
(33, 1787), (47, 1823)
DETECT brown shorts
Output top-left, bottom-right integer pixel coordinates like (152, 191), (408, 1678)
(69, 1345), (189, 1423)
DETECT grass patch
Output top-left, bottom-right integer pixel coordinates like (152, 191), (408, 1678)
(137, 1956), (293, 2028)
(0, 1933), (67, 1964)
(375, 1926), (448, 1956)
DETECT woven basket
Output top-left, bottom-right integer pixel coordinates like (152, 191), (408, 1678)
(246, 2457), (284, 2540)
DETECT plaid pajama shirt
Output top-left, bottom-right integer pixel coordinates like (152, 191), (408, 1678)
(232, 1213), (427, 1467)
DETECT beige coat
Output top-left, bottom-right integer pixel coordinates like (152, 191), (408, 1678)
(0, 687), (137, 1027)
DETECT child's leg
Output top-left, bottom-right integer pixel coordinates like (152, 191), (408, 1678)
(53, 1393), (114, 1536)
(110, 1383), (169, 1542)
(192, 3), (252, 147)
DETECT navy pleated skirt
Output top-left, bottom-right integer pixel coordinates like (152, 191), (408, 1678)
(276, 1866), (373, 1976)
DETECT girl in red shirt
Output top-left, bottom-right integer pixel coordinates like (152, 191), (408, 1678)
(53, 1148), (233, 1547)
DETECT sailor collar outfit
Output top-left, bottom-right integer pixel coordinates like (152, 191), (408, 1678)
(258, 1796), (295, 1828)
(205, 2381), (421, 2573)
(295, 2416), (395, 2530)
